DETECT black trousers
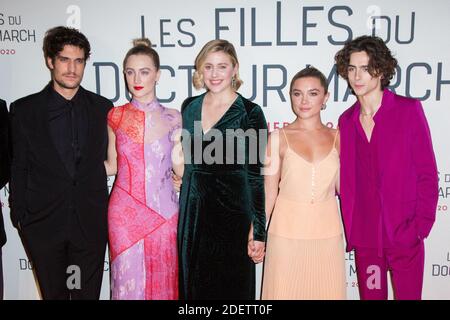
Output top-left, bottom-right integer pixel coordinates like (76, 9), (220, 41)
(20, 210), (106, 300)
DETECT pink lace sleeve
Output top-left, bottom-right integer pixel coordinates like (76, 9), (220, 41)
(108, 106), (124, 132)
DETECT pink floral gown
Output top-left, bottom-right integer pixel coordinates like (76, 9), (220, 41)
(107, 99), (180, 299)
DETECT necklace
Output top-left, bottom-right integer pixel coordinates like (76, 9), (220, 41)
(360, 110), (375, 117)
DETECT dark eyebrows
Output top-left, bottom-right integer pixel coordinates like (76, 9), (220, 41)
(291, 88), (321, 93)
(348, 64), (368, 68)
(56, 54), (85, 62)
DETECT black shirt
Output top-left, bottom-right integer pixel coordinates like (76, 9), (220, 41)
(47, 85), (88, 178)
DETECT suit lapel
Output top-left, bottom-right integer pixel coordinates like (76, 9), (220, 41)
(372, 89), (395, 178)
(348, 112), (357, 216)
(76, 88), (93, 175)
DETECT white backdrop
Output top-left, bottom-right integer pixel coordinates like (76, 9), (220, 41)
(0, 0), (449, 300)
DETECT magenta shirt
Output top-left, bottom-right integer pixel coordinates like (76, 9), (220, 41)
(339, 89), (438, 252)
(350, 109), (391, 249)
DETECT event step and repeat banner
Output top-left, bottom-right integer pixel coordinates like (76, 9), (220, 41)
(0, 0), (449, 299)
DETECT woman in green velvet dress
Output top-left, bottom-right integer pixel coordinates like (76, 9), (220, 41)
(172, 39), (267, 299)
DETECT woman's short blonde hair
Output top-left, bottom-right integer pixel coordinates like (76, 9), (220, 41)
(192, 39), (243, 90)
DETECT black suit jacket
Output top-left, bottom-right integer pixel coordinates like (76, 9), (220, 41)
(0, 99), (9, 247)
(9, 85), (113, 242)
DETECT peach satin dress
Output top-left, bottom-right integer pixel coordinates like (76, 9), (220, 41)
(262, 129), (346, 300)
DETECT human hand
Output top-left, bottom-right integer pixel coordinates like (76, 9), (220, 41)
(172, 173), (182, 192)
(248, 239), (265, 264)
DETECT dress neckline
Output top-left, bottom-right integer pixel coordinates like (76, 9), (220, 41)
(131, 99), (161, 112)
(286, 147), (338, 167)
(200, 93), (239, 135)
(281, 128), (339, 166)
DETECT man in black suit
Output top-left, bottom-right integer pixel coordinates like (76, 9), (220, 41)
(9, 26), (113, 299)
(0, 98), (10, 300)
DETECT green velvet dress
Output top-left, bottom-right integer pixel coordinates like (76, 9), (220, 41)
(178, 93), (267, 300)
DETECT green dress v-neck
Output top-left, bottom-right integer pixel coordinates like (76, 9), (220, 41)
(178, 93), (267, 299)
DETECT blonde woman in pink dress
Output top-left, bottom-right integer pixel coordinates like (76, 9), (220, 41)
(261, 66), (346, 300)
(104, 39), (180, 299)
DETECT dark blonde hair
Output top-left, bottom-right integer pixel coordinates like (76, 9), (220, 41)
(192, 39), (242, 90)
(290, 66), (328, 94)
(123, 38), (160, 70)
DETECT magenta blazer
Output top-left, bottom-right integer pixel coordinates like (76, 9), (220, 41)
(338, 89), (438, 251)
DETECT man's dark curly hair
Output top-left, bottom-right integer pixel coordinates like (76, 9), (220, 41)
(334, 35), (397, 89)
(43, 26), (91, 62)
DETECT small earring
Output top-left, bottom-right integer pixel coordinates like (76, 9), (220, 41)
(321, 104), (327, 110)
(231, 76), (236, 89)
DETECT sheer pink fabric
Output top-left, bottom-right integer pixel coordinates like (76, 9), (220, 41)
(108, 100), (180, 300)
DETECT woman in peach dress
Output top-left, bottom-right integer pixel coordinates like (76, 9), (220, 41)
(261, 66), (346, 300)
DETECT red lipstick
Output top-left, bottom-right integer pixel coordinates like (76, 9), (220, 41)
(134, 86), (144, 91)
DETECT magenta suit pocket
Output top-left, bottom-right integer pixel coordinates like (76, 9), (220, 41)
(392, 214), (421, 248)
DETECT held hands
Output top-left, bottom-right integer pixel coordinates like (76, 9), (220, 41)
(172, 172), (182, 192)
(247, 224), (265, 264)
(248, 239), (265, 264)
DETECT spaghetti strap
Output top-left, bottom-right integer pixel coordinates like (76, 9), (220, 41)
(281, 128), (290, 149)
(333, 128), (339, 148)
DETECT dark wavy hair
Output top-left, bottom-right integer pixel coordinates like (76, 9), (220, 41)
(43, 26), (91, 62)
(334, 35), (397, 89)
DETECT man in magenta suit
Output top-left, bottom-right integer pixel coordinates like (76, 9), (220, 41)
(335, 36), (438, 300)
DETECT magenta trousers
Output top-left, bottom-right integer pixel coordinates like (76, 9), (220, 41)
(354, 241), (425, 300)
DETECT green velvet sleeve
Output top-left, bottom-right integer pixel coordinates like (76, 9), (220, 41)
(247, 105), (268, 242)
